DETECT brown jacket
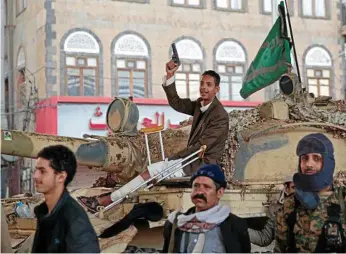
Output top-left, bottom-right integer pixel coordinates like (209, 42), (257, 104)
(163, 82), (229, 175)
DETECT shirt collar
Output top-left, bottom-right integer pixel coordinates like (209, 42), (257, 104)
(200, 99), (213, 113)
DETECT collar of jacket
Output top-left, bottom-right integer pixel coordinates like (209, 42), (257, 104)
(34, 189), (70, 222)
(200, 100), (213, 112)
(185, 206), (196, 215)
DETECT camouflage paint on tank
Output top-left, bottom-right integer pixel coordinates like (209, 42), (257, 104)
(233, 127), (346, 183)
(75, 140), (109, 165)
(1, 129), (89, 159)
(233, 133), (289, 181)
(0, 129), (145, 182)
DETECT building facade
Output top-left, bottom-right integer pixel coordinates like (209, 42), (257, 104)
(2, 0), (346, 194)
(4, 0), (346, 106)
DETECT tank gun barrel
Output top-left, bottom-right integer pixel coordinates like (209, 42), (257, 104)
(0, 129), (143, 175)
(1, 129), (89, 159)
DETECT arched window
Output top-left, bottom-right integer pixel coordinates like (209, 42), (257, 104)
(173, 38), (203, 100)
(214, 40), (246, 101)
(304, 46), (332, 97)
(112, 33), (150, 98)
(62, 30), (101, 96)
(17, 47), (26, 108)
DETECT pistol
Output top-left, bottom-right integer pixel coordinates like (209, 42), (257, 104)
(171, 43), (181, 66)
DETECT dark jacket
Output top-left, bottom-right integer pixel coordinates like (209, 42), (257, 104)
(163, 82), (229, 175)
(32, 189), (100, 253)
(162, 207), (251, 253)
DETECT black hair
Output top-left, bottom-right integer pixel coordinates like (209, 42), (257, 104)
(37, 145), (77, 186)
(202, 70), (220, 86)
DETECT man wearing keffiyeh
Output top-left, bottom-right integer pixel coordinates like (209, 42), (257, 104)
(162, 164), (251, 253)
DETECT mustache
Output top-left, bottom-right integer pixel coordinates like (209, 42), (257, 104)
(192, 193), (207, 202)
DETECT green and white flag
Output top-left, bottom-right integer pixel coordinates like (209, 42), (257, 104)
(240, 1), (291, 99)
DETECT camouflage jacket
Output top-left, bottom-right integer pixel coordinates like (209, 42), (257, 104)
(275, 187), (346, 253)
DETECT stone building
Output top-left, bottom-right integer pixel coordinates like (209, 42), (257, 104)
(2, 0), (346, 194)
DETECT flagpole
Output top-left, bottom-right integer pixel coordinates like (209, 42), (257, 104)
(284, 0), (302, 83)
(266, 0), (280, 100)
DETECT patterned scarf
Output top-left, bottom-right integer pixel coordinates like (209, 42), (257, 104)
(168, 204), (231, 233)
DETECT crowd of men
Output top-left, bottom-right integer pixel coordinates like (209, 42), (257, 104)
(1, 60), (346, 253)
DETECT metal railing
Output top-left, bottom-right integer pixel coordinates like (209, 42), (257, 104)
(94, 145), (207, 217)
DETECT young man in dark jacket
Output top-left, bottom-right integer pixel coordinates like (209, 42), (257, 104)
(162, 164), (251, 253)
(31, 145), (100, 253)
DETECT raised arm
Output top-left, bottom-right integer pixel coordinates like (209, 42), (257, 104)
(162, 60), (196, 116)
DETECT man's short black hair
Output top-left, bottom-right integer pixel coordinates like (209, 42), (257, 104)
(37, 145), (77, 186)
(202, 70), (220, 86)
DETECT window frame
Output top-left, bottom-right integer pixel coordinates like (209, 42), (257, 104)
(214, 39), (247, 101)
(169, 0), (205, 9)
(111, 32), (151, 98)
(115, 58), (149, 98)
(217, 62), (245, 101)
(213, 0), (247, 13)
(112, 0), (150, 3)
(342, 2), (346, 27)
(175, 60), (202, 99)
(306, 67), (332, 97)
(16, 0), (27, 16)
(260, 0), (294, 16)
(299, 0), (330, 20)
(64, 55), (99, 96)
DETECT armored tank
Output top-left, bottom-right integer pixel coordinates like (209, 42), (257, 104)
(2, 74), (346, 252)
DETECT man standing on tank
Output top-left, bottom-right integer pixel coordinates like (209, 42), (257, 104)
(77, 59), (230, 213)
(162, 59), (229, 176)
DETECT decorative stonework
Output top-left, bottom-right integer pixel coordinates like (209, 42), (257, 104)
(175, 39), (203, 60)
(45, 0), (57, 97)
(64, 31), (100, 53)
(17, 47), (25, 68)
(216, 40), (246, 62)
(305, 46), (332, 66)
(114, 34), (148, 56)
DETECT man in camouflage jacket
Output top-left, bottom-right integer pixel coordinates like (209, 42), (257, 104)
(275, 133), (346, 253)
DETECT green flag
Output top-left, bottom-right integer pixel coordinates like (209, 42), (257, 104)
(240, 1), (291, 99)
